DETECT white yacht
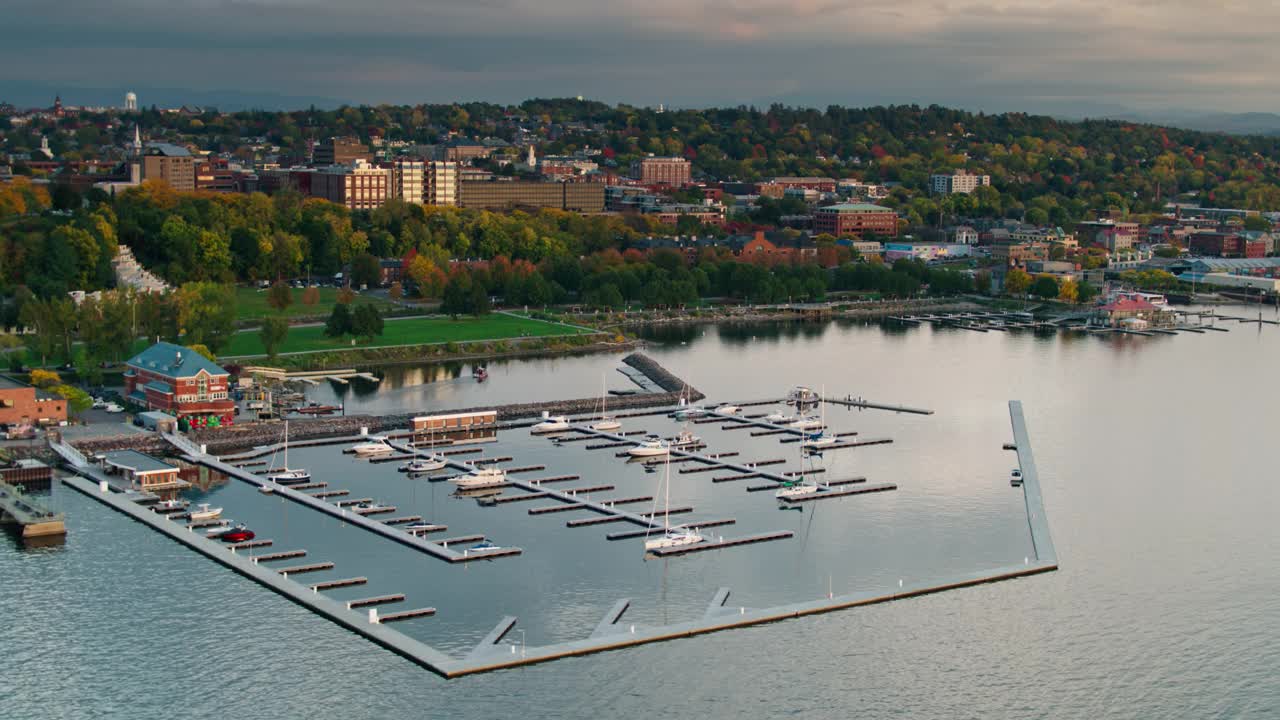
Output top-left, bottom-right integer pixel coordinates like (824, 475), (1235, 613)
(402, 455), (448, 474)
(787, 386), (819, 406)
(765, 411), (797, 424)
(350, 436), (392, 456)
(801, 432), (838, 450)
(670, 428), (702, 449)
(775, 479), (821, 499)
(715, 404), (741, 415)
(628, 436), (670, 457)
(531, 413), (572, 434)
(189, 503), (223, 521)
(644, 458), (702, 552)
(450, 465), (507, 489)
(266, 421), (310, 483)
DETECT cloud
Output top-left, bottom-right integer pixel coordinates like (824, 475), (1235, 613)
(2, 0), (1278, 113)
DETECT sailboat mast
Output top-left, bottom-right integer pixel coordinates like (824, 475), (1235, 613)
(283, 420), (288, 468)
(663, 456), (671, 530)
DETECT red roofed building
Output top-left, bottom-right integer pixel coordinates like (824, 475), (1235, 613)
(1090, 298), (1174, 328)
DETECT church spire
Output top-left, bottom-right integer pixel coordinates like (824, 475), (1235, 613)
(133, 124), (142, 155)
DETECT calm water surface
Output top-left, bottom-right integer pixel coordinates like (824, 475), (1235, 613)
(4, 311), (1279, 719)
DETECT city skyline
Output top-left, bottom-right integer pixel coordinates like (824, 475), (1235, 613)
(4, 0), (1280, 118)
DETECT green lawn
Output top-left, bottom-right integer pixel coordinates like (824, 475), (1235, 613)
(222, 313), (593, 357)
(235, 286), (395, 321)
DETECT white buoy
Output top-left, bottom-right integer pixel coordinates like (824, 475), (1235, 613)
(899, 579), (903, 588)
(369, 608), (379, 624)
(98, 480), (108, 493)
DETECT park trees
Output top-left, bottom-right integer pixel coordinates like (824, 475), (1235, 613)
(351, 304), (385, 342)
(1004, 268), (1032, 297)
(174, 282), (237, 353)
(267, 281), (293, 312)
(1031, 275), (1061, 299)
(259, 317), (290, 359)
(324, 303), (352, 338)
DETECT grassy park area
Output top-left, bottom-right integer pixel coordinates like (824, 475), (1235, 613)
(235, 286), (396, 321)
(222, 313), (594, 358)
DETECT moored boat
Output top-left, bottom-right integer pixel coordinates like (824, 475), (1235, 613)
(627, 436), (670, 457)
(219, 525), (255, 543)
(350, 436), (392, 456)
(531, 412), (571, 434)
(450, 465), (507, 489)
(189, 503), (223, 521)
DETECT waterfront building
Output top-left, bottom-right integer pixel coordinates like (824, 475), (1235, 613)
(812, 203), (898, 238)
(99, 450), (187, 492)
(1090, 297), (1176, 329)
(930, 170), (991, 195)
(0, 376), (66, 426)
(124, 343), (234, 429)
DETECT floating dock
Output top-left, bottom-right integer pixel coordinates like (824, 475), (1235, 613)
(649, 531), (794, 557)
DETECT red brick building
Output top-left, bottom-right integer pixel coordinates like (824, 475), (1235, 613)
(0, 376), (66, 426)
(812, 203), (898, 238)
(124, 343), (234, 429)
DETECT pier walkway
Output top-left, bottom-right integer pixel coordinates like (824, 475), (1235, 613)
(0, 480), (66, 539)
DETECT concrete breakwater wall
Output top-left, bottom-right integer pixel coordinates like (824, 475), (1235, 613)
(61, 353), (701, 457)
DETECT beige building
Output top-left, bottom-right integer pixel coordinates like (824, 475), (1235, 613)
(311, 160), (390, 211)
(141, 143), (195, 191)
(426, 161), (459, 206)
(392, 159), (424, 204)
(459, 180), (604, 212)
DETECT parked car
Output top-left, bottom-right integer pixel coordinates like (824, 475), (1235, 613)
(92, 398), (107, 409)
(104, 403), (125, 414)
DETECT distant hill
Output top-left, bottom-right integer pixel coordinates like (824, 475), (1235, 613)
(0, 81), (349, 112)
(1106, 111), (1280, 136)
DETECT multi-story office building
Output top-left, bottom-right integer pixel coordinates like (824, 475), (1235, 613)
(311, 160), (390, 211)
(392, 159), (424, 204)
(930, 169), (991, 195)
(426, 161), (459, 206)
(632, 156), (691, 186)
(141, 143), (195, 191)
(458, 180), (605, 212)
(313, 137), (371, 166)
(812, 203), (899, 238)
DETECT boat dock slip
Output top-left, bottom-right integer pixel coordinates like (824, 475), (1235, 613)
(525, 475), (581, 484)
(638, 506), (693, 518)
(650, 531), (795, 557)
(528, 503), (586, 515)
(559, 484), (615, 495)
(407, 525), (448, 535)
(803, 438), (893, 451)
(335, 498), (374, 507)
(565, 515), (626, 528)
(378, 607), (437, 623)
(348, 594), (405, 609)
(1009, 400), (1058, 565)
(712, 473), (760, 483)
(276, 562), (335, 575)
(678, 464), (726, 474)
(286, 482), (327, 490)
(490, 492), (549, 504)
(606, 519), (737, 540)
(438, 534), (485, 546)
(309, 490), (348, 498)
(383, 515), (423, 525)
(310, 577), (367, 591)
(503, 465), (546, 474)
(253, 550), (307, 562)
(354, 505), (396, 516)
(777, 483), (898, 503)
(229, 539), (273, 549)
(821, 397), (934, 415)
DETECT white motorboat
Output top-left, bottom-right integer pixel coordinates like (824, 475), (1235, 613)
(351, 436), (392, 456)
(405, 522), (439, 532)
(450, 465), (507, 489)
(466, 540), (509, 555)
(715, 404), (741, 415)
(202, 520), (232, 536)
(352, 501), (390, 514)
(531, 412), (571, 434)
(627, 436), (670, 457)
(643, 458), (703, 552)
(265, 421), (311, 483)
(670, 428), (701, 448)
(673, 405), (707, 420)
(765, 412), (797, 424)
(787, 386), (819, 406)
(156, 498), (188, 511)
(802, 432), (838, 450)
(189, 503), (223, 521)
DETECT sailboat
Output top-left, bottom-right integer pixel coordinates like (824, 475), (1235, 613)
(644, 457), (702, 552)
(776, 442), (822, 499)
(401, 427), (447, 473)
(590, 375), (621, 431)
(266, 421), (311, 484)
(800, 387), (837, 450)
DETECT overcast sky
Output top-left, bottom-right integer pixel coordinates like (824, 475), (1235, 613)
(3, 0), (1277, 115)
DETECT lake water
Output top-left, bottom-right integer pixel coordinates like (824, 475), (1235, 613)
(4, 311), (1279, 719)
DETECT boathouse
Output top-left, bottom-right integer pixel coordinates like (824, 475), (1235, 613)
(99, 450), (188, 492)
(124, 342), (235, 429)
(1090, 297), (1175, 329)
(412, 411), (498, 433)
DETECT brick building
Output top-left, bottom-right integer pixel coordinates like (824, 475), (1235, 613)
(0, 376), (66, 426)
(632, 156), (691, 187)
(1189, 232), (1265, 258)
(812, 203), (898, 238)
(458, 180), (604, 212)
(124, 342), (234, 429)
(313, 137), (371, 165)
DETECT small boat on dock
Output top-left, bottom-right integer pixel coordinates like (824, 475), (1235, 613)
(350, 436), (393, 457)
(775, 478), (821, 499)
(451, 466), (507, 489)
(589, 375), (622, 431)
(202, 520), (233, 536)
(765, 411), (797, 424)
(265, 421), (311, 484)
(1010, 468), (1023, 487)
(670, 428), (702, 449)
(628, 436), (671, 457)
(219, 525), (255, 543)
(715, 404), (741, 415)
(402, 456), (448, 473)
(294, 404), (340, 415)
(788, 416), (822, 430)
(473, 365), (489, 381)
(531, 412), (572, 434)
(189, 503), (223, 521)
(467, 540), (507, 555)
(644, 459), (703, 552)
(156, 498), (189, 511)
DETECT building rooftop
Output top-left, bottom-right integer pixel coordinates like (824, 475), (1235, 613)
(145, 142), (191, 158)
(127, 342), (228, 379)
(0, 375), (28, 391)
(100, 449), (177, 475)
(819, 203), (893, 213)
